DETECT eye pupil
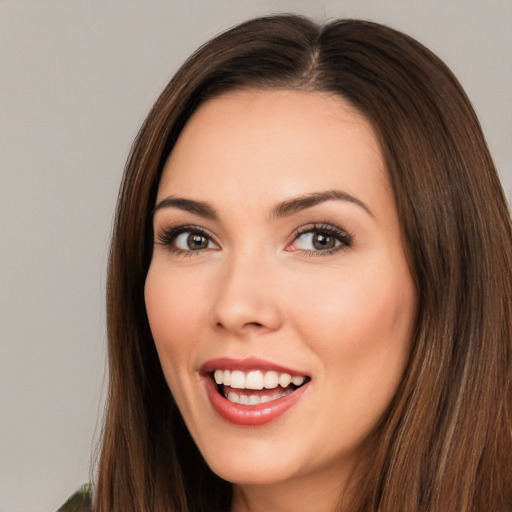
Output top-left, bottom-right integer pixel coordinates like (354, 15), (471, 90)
(313, 233), (335, 250)
(187, 233), (208, 249)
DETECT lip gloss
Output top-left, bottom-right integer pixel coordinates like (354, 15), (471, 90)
(203, 374), (309, 426)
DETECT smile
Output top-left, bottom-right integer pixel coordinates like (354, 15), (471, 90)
(201, 358), (311, 426)
(213, 369), (308, 405)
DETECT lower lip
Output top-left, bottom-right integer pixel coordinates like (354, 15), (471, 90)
(203, 376), (309, 426)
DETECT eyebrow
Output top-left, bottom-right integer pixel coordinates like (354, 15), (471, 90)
(152, 196), (218, 219)
(270, 190), (374, 219)
(152, 189), (373, 220)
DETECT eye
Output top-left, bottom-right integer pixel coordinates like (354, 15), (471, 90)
(287, 223), (353, 254)
(156, 225), (218, 254)
(174, 231), (213, 250)
(295, 232), (339, 250)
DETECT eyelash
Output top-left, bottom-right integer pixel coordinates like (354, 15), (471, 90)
(155, 222), (354, 256)
(289, 223), (354, 256)
(156, 224), (216, 256)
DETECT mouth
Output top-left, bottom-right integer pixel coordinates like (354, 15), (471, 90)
(201, 358), (311, 426)
(212, 369), (310, 405)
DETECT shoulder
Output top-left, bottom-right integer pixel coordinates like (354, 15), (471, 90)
(56, 483), (92, 512)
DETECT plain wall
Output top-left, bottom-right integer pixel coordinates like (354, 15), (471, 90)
(0, 1), (510, 511)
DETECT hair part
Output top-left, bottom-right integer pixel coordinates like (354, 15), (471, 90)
(95, 14), (512, 511)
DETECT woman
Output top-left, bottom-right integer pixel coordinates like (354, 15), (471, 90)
(61, 13), (512, 512)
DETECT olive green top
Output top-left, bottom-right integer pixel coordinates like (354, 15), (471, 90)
(57, 484), (92, 512)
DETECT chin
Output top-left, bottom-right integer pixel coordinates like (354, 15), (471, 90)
(199, 438), (301, 486)
(209, 460), (294, 486)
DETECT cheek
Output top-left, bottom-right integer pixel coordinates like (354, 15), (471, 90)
(144, 264), (209, 376)
(289, 262), (416, 437)
(286, 261), (416, 378)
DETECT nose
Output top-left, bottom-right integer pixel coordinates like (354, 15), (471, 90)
(208, 253), (283, 336)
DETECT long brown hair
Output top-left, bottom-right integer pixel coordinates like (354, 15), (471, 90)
(95, 14), (512, 512)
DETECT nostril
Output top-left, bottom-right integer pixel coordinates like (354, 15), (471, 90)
(215, 320), (264, 330)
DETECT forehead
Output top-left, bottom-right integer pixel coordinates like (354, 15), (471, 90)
(158, 89), (390, 213)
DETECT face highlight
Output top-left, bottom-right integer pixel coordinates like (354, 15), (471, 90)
(144, 89), (417, 509)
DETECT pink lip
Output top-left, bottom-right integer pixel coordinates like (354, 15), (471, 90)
(201, 357), (310, 427)
(200, 357), (309, 376)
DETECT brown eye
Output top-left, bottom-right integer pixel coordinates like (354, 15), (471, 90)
(288, 224), (353, 254)
(293, 231), (342, 252)
(312, 233), (336, 250)
(187, 233), (209, 250)
(159, 228), (218, 253)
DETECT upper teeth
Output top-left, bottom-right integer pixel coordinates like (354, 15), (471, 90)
(213, 369), (306, 390)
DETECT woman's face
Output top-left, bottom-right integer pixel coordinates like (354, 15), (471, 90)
(145, 89), (417, 500)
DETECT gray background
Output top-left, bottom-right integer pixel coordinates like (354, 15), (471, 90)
(0, 1), (510, 511)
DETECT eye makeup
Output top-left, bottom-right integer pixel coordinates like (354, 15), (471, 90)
(154, 219), (354, 258)
(155, 224), (219, 256)
(286, 222), (354, 256)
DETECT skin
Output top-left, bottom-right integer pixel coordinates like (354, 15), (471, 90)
(144, 89), (417, 512)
